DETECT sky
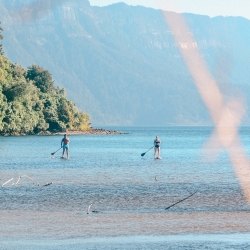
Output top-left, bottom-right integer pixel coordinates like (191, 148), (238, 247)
(89, 0), (250, 20)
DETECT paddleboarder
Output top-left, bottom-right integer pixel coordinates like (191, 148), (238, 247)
(154, 136), (161, 159)
(61, 134), (70, 159)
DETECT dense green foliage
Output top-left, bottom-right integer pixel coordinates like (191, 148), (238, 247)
(0, 57), (90, 135)
(0, 23), (90, 135)
(0, 21), (3, 56)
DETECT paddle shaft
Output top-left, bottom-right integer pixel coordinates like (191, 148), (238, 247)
(141, 146), (154, 157)
(51, 147), (62, 155)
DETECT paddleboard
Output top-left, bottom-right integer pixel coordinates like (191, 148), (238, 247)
(155, 157), (162, 160)
(60, 157), (68, 160)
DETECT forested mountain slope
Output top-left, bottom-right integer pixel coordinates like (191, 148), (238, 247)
(1, 0), (250, 125)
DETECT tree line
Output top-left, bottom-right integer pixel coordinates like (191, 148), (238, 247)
(0, 21), (90, 135)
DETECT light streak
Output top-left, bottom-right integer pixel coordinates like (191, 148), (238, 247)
(158, 1), (250, 203)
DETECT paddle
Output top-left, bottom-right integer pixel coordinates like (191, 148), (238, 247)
(141, 146), (154, 157)
(51, 147), (62, 156)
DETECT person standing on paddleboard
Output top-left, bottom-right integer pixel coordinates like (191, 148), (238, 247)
(154, 136), (161, 159)
(61, 134), (70, 159)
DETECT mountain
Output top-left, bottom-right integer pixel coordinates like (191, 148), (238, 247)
(1, 0), (250, 125)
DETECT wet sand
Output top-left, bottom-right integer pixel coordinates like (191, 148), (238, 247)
(1, 211), (250, 239)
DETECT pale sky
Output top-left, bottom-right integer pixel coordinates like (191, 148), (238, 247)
(89, 0), (250, 20)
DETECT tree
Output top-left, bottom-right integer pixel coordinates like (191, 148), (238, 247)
(0, 55), (90, 135)
(26, 65), (55, 93)
(0, 21), (3, 55)
(3, 82), (29, 102)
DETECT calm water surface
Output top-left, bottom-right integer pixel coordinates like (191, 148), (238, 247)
(1, 126), (250, 249)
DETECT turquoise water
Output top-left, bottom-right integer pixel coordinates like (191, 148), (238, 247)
(1, 126), (250, 249)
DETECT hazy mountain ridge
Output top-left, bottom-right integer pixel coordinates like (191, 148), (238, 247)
(1, 0), (250, 125)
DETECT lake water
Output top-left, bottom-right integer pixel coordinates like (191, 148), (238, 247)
(1, 126), (250, 249)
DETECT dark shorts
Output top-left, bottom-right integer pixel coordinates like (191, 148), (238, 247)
(155, 145), (160, 148)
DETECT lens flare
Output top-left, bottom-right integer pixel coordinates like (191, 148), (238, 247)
(158, 1), (250, 203)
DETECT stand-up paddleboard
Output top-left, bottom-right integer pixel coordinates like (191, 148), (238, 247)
(60, 157), (68, 160)
(155, 157), (162, 160)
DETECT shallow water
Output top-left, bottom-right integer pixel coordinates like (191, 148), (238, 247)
(1, 126), (250, 248)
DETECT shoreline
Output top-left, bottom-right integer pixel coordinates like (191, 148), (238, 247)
(53, 128), (124, 135)
(1, 128), (124, 136)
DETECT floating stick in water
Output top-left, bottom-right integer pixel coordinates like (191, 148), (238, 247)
(2, 178), (14, 187)
(16, 175), (35, 185)
(22, 175), (35, 184)
(2, 175), (52, 187)
(87, 204), (92, 214)
(165, 191), (198, 210)
(15, 176), (21, 185)
(44, 182), (53, 186)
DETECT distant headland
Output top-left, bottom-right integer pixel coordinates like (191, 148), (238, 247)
(0, 21), (114, 136)
(53, 128), (123, 135)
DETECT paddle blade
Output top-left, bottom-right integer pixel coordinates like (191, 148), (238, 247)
(141, 152), (146, 157)
(51, 147), (62, 156)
